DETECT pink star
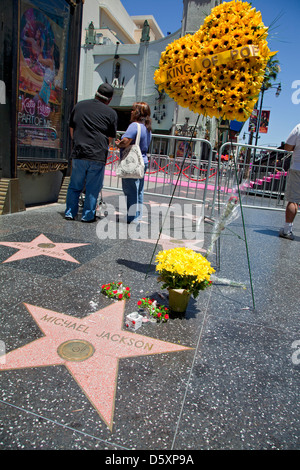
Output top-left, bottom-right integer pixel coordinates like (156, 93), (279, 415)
(0, 234), (89, 264)
(0, 301), (192, 430)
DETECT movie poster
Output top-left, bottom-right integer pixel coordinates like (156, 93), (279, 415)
(17, 0), (69, 159)
(259, 110), (270, 134)
(248, 109), (270, 134)
(248, 109), (258, 133)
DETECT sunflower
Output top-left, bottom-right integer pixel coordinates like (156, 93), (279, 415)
(154, 0), (275, 121)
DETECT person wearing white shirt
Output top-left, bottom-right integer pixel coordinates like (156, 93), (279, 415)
(279, 123), (300, 240)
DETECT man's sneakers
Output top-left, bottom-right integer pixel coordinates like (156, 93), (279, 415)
(81, 217), (97, 223)
(279, 228), (295, 240)
(65, 214), (97, 223)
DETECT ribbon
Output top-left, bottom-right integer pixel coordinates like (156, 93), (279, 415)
(157, 44), (261, 84)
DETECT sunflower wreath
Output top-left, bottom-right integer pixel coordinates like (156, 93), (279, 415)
(154, 0), (276, 121)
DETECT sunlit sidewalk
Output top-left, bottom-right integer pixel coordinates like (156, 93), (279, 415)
(0, 189), (299, 450)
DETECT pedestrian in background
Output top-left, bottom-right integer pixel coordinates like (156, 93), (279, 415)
(65, 83), (118, 222)
(279, 123), (300, 240)
(115, 102), (152, 224)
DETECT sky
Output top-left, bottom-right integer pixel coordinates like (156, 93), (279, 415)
(122, 0), (300, 147)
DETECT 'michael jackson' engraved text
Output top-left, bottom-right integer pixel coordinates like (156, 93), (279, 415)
(41, 314), (154, 351)
(41, 314), (90, 334)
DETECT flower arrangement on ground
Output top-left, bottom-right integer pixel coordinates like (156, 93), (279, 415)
(137, 298), (170, 322)
(155, 247), (215, 299)
(101, 282), (131, 300)
(154, 0), (275, 121)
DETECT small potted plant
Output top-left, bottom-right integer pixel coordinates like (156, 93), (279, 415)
(155, 247), (215, 313)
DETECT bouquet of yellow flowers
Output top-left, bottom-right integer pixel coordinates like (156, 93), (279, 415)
(155, 247), (215, 298)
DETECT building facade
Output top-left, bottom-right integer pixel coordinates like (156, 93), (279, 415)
(78, 0), (221, 147)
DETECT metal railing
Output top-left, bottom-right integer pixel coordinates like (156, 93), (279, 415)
(103, 134), (291, 216)
(104, 134), (215, 206)
(212, 142), (291, 213)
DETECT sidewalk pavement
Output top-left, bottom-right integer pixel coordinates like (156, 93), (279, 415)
(0, 189), (299, 451)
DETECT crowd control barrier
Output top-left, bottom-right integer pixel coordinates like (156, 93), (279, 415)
(103, 135), (291, 218)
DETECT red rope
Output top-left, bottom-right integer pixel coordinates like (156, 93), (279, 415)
(106, 155), (217, 182)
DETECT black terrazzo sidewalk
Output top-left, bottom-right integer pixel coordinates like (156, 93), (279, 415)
(0, 189), (299, 451)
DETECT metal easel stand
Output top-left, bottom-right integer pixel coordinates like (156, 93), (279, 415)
(206, 132), (255, 310)
(232, 152), (255, 310)
(146, 116), (201, 277)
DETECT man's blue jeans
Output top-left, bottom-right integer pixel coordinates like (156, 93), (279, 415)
(121, 164), (148, 223)
(65, 159), (105, 221)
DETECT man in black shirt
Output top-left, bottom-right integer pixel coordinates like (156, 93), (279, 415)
(65, 83), (118, 222)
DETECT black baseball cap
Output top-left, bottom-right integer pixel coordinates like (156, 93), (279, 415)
(96, 83), (114, 101)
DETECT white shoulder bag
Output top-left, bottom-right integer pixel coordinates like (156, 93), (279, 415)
(116, 123), (145, 179)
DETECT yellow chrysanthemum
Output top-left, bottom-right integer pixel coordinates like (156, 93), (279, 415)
(155, 247), (215, 297)
(154, 0), (275, 121)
